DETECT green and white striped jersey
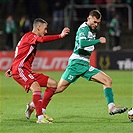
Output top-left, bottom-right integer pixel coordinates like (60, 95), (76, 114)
(69, 22), (100, 63)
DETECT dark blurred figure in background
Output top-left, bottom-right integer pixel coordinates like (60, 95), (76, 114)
(2, 15), (17, 50)
(24, 0), (40, 19)
(0, 0), (19, 19)
(76, 0), (105, 18)
(0, 0), (9, 19)
(19, 15), (32, 37)
(74, 0), (91, 19)
(49, 0), (68, 32)
(109, 13), (121, 51)
(105, 0), (116, 25)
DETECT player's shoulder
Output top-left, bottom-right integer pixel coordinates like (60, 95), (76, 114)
(78, 22), (90, 32)
(26, 31), (39, 39)
(23, 32), (38, 43)
(79, 22), (88, 29)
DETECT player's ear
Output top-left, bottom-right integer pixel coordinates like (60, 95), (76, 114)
(37, 25), (40, 31)
(87, 17), (90, 21)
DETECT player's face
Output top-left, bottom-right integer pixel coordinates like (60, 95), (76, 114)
(87, 16), (101, 30)
(37, 23), (48, 36)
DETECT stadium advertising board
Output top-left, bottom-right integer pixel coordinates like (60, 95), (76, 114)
(0, 51), (71, 71)
(97, 50), (133, 70)
(0, 50), (132, 71)
(0, 51), (96, 71)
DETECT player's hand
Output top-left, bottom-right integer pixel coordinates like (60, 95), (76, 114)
(5, 69), (12, 78)
(100, 37), (106, 44)
(60, 27), (70, 38)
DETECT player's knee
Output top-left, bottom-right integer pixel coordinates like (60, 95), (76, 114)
(30, 81), (41, 92)
(106, 77), (112, 86)
(47, 78), (58, 88)
(50, 80), (58, 88)
(30, 86), (41, 93)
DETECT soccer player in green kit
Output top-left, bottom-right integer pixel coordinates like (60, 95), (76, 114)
(55, 10), (127, 115)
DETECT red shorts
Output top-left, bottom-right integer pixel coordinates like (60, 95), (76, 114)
(12, 69), (49, 93)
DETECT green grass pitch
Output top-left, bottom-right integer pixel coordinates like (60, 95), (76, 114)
(0, 70), (133, 133)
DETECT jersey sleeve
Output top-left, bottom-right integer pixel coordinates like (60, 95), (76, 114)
(36, 34), (61, 43)
(78, 27), (100, 48)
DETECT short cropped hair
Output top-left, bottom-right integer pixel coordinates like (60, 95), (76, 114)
(33, 18), (48, 28)
(89, 10), (102, 19)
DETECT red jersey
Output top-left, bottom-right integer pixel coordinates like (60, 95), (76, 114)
(11, 31), (61, 74)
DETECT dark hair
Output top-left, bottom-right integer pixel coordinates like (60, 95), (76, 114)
(33, 18), (48, 28)
(89, 10), (102, 19)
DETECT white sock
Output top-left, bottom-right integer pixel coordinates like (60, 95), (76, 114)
(108, 102), (115, 109)
(30, 102), (35, 108)
(38, 115), (44, 120)
(42, 108), (46, 113)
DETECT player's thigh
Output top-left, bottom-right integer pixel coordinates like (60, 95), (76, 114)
(91, 71), (112, 85)
(82, 66), (100, 81)
(34, 72), (57, 88)
(13, 71), (36, 92)
(34, 73), (49, 87)
(57, 78), (70, 92)
(61, 68), (80, 83)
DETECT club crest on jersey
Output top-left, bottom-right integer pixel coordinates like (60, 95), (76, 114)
(88, 31), (96, 39)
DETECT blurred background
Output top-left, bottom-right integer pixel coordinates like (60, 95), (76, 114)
(0, 0), (133, 70)
(0, 0), (133, 50)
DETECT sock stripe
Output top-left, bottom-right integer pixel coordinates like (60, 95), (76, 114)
(33, 91), (41, 96)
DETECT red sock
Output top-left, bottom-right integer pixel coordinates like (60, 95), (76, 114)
(42, 88), (56, 109)
(32, 91), (43, 116)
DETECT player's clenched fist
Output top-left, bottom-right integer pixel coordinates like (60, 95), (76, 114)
(100, 37), (106, 44)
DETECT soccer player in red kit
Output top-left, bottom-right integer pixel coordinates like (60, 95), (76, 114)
(5, 18), (70, 124)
